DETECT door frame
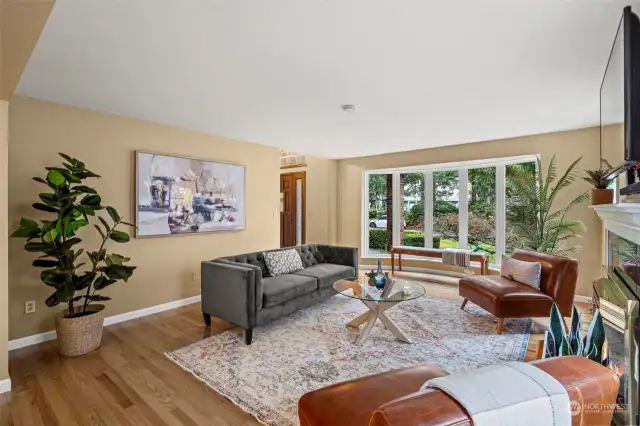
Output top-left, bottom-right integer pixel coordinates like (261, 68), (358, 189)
(280, 171), (306, 247)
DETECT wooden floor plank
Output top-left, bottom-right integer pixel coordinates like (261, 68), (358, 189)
(2, 274), (591, 425)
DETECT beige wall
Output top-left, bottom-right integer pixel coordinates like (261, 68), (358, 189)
(8, 97), (281, 340)
(0, 101), (8, 381)
(337, 127), (602, 296)
(280, 156), (338, 245)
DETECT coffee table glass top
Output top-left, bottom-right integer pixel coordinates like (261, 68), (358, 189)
(333, 276), (426, 302)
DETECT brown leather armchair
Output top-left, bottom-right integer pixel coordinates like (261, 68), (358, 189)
(459, 249), (579, 334)
(298, 357), (619, 426)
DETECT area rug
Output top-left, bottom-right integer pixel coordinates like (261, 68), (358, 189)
(166, 294), (533, 426)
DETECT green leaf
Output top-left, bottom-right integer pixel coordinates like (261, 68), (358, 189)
(547, 303), (568, 356)
(584, 310), (606, 364)
(20, 218), (39, 229)
(11, 227), (40, 239)
(106, 206), (120, 222)
(109, 230), (130, 243)
(32, 259), (60, 268)
(121, 221), (137, 229)
(38, 193), (58, 207)
(84, 295), (111, 302)
(71, 185), (97, 194)
(33, 177), (50, 186)
(47, 170), (66, 186)
(58, 153), (74, 164)
(25, 242), (57, 254)
(98, 216), (111, 232)
(569, 305), (584, 355)
(45, 292), (61, 307)
(40, 269), (73, 288)
(94, 224), (105, 239)
(32, 202), (59, 213)
(93, 275), (118, 290)
(55, 283), (76, 303)
(73, 273), (95, 291)
(59, 237), (82, 251)
(81, 194), (102, 206)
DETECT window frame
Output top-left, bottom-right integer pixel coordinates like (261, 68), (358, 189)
(362, 154), (539, 268)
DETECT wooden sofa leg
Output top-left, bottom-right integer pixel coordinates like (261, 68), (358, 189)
(460, 299), (468, 310)
(497, 318), (504, 335)
(245, 328), (253, 345)
(203, 313), (211, 326)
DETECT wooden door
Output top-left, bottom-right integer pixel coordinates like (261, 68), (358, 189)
(280, 172), (306, 247)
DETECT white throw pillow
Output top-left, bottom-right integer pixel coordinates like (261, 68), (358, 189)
(500, 255), (542, 290)
(264, 249), (305, 276)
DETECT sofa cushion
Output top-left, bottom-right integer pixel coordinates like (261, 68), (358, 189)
(293, 263), (356, 289)
(262, 274), (318, 308)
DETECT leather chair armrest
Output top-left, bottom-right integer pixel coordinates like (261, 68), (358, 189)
(298, 365), (447, 426)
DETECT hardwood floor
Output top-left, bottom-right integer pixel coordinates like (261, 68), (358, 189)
(0, 271), (590, 425)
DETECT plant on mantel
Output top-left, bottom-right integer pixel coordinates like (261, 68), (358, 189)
(11, 153), (136, 356)
(583, 159), (615, 206)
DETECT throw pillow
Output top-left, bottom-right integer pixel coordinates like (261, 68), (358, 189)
(264, 249), (305, 276)
(500, 255), (542, 290)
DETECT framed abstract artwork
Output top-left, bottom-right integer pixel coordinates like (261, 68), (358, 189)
(135, 151), (246, 237)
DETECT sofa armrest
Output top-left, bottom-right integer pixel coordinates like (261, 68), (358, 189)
(370, 356), (619, 426)
(201, 260), (263, 329)
(317, 245), (359, 271)
(298, 365), (447, 426)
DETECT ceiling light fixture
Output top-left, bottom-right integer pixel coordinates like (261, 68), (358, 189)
(341, 104), (356, 113)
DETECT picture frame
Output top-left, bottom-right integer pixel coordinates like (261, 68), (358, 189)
(135, 151), (246, 237)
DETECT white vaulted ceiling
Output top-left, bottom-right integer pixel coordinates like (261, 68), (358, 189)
(16, 0), (632, 158)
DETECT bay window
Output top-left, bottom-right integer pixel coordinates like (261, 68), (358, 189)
(362, 155), (538, 267)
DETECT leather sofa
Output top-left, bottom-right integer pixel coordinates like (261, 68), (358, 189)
(459, 249), (579, 334)
(298, 356), (619, 426)
(201, 244), (358, 344)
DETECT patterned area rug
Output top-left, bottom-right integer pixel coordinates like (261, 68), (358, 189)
(166, 293), (533, 426)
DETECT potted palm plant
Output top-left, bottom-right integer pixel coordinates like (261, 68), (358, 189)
(506, 155), (588, 255)
(583, 160), (615, 205)
(11, 153), (136, 357)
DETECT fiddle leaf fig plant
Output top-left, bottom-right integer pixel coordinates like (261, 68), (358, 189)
(11, 153), (136, 317)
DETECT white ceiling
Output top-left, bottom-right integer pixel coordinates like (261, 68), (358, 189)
(16, 0), (632, 158)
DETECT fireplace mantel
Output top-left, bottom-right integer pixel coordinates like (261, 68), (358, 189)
(591, 203), (640, 244)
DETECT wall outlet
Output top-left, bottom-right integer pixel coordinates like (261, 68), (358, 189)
(25, 300), (36, 314)
(192, 271), (201, 282)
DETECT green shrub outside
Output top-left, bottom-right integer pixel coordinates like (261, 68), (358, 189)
(368, 228), (440, 250)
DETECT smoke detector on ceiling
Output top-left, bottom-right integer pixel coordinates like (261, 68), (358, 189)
(341, 104), (356, 113)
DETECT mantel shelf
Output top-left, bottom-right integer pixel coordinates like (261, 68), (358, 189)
(590, 203), (640, 241)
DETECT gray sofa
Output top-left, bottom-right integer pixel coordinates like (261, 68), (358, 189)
(201, 244), (358, 344)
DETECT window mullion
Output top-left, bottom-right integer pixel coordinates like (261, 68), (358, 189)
(425, 171), (433, 248)
(458, 169), (469, 249)
(392, 172), (401, 247)
(496, 165), (506, 264)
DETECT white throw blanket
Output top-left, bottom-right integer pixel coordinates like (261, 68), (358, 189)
(442, 248), (472, 268)
(421, 362), (571, 426)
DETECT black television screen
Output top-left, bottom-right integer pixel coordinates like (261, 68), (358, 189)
(601, 6), (640, 182)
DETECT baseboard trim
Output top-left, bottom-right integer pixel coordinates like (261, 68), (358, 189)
(8, 295), (201, 351)
(0, 378), (11, 394)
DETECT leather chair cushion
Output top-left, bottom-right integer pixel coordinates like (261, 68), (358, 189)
(262, 274), (318, 308)
(299, 365), (448, 426)
(459, 275), (554, 318)
(293, 264), (356, 289)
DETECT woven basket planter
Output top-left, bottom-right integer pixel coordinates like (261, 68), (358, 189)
(55, 304), (105, 357)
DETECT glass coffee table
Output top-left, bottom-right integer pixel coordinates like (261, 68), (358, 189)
(333, 277), (426, 345)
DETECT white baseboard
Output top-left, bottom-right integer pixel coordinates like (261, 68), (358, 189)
(0, 378), (11, 394)
(8, 295), (201, 351)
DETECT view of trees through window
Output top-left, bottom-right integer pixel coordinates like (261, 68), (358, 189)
(367, 174), (392, 254)
(366, 158), (537, 266)
(506, 161), (537, 255)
